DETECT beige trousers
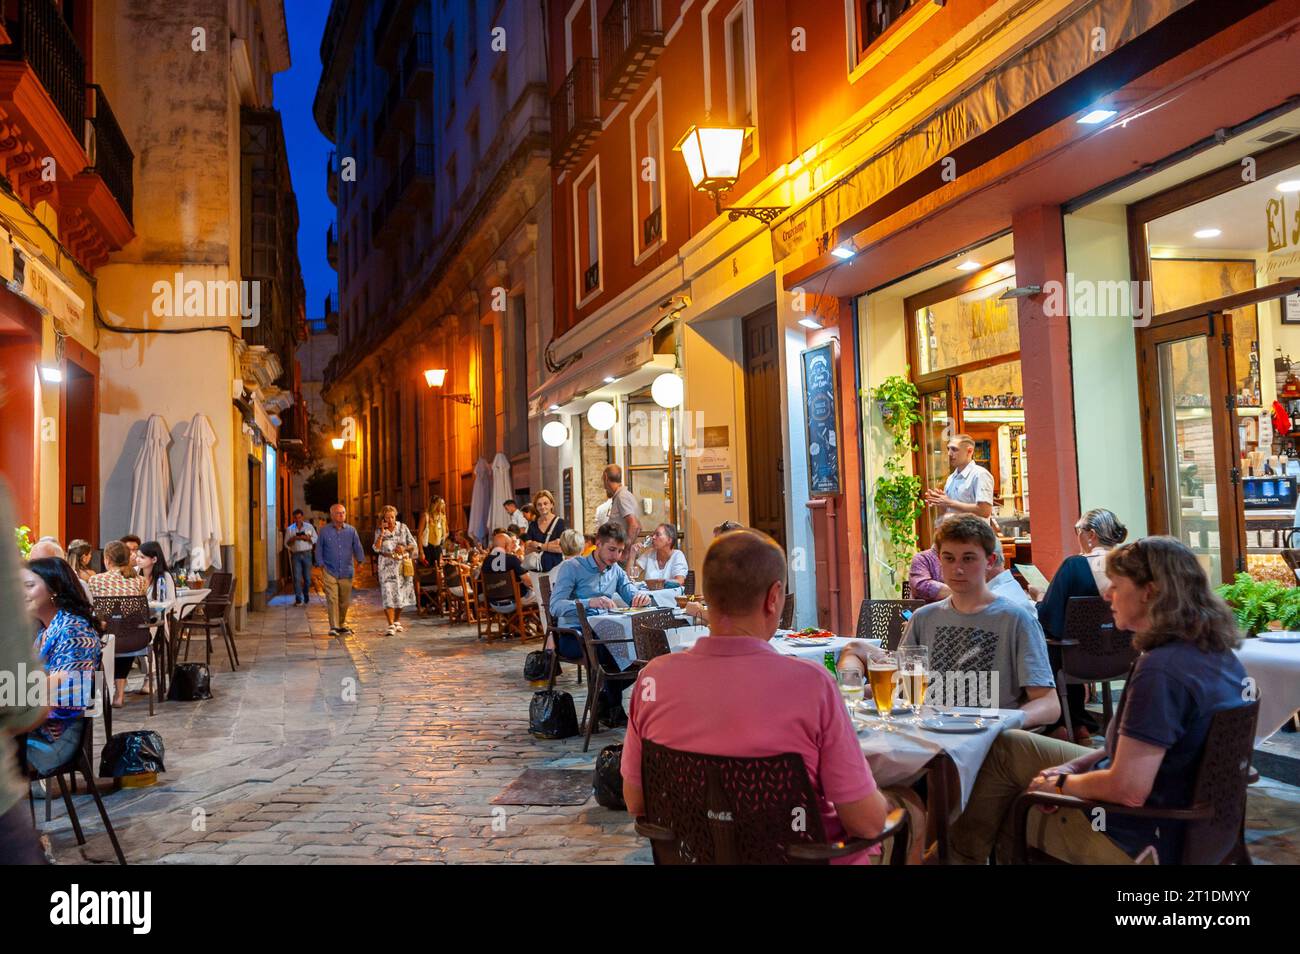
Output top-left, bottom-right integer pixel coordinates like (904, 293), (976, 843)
(322, 571), (353, 630)
(948, 729), (1141, 865)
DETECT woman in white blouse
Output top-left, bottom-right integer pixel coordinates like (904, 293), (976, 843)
(635, 523), (688, 585)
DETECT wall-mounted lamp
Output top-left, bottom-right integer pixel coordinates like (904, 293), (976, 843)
(331, 437), (357, 458)
(424, 367), (473, 404)
(675, 124), (786, 225)
(587, 400), (617, 431)
(651, 372), (684, 409)
(40, 365), (63, 384)
(542, 420), (569, 447)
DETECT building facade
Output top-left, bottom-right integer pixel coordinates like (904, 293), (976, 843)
(92, 0), (305, 617)
(316, 0), (552, 541)
(534, 0), (1300, 630)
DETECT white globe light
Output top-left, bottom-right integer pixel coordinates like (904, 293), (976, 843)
(541, 421), (568, 447)
(651, 372), (684, 409)
(587, 400), (617, 431)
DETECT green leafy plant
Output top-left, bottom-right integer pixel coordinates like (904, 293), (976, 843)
(868, 374), (925, 593)
(15, 526), (32, 559)
(1217, 572), (1300, 636)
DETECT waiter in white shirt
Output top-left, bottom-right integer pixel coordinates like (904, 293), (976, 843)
(924, 434), (995, 522)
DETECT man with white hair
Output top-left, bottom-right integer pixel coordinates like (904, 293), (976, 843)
(27, 537), (64, 561)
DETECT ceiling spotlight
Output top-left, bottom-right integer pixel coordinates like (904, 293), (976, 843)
(956, 260), (981, 272)
(603, 376), (617, 384)
(1193, 228), (1222, 239)
(39, 365), (63, 383)
(1077, 108), (1118, 125)
(831, 245), (855, 260)
(797, 317), (824, 330)
(1276, 180), (1300, 193)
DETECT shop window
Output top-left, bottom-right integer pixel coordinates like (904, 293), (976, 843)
(625, 392), (681, 542)
(573, 158), (602, 305)
(914, 274), (1020, 376)
(723, 2), (754, 127)
(853, 0), (917, 58)
(630, 84), (666, 261)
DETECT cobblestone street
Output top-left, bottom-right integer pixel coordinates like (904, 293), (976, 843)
(42, 582), (647, 865)
(35, 581), (1300, 865)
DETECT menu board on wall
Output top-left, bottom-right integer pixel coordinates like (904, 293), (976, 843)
(801, 341), (841, 497)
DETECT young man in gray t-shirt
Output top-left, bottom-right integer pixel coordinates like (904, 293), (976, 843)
(843, 517), (1059, 726)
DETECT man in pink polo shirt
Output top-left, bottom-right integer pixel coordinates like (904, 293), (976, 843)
(622, 530), (890, 860)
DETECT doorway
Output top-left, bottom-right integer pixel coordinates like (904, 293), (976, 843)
(742, 305), (787, 549)
(62, 353), (98, 546)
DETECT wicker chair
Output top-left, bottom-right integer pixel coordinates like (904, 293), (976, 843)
(630, 608), (680, 664)
(574, 602), (640, 752)
(92, 595), (161, 717)
(855, 599), (926, 650)
(1050, 596), (1138, 738)
(480, 569), (542, 641)
(683, 569), (696, 595)
(634, 739), (910, 865)
(1011, 701), (1259, 865)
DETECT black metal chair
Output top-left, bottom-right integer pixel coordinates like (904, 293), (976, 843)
(92, 595), (160, 717)
(855, 599), (926, 650)
(414, 560), (441, 615)
(634, 739), (910, 865)
(537, 574), (583, 690)
(20, 663), (127, 865)
(1049, 596), (1138, 739)
(780, 593), (796, 629)
(1011, 701), (1259, 865)
(176, 572), (238, 671)
(574, 602), (640, 753)
(683, 569), (696, 595)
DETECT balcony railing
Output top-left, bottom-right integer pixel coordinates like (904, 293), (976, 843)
(401, 32), (433, 98)
(600, 0), (665, 101)
(324, 290), (339, 320)
(641, 205), (662, 249)
(0, 0), (85, 141)
(326, 149), (338, 203)
(83, 84), (134, 225)
(551, 57), (601, 170)
(326, 222), (338, 268)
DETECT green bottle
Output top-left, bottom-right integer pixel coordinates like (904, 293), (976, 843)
(823, 651), (838, 678)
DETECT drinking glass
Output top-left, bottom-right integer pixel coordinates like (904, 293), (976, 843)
(896, 646), (930, 723)
(837, 669), (865, 717)
(867, 651), (899, 731)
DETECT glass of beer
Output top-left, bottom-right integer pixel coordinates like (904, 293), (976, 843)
(897, 646), (930, 721)
(867, 652), (899, 730)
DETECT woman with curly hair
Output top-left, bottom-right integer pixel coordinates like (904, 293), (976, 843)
(948, 536), (1249, 865)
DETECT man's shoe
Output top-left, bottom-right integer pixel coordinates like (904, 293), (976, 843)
(328, 627), (340, 636)
(339, 627), (354, 635)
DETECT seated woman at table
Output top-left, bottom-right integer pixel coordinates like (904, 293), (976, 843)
(1029, 508), (1128, 743)
(908, 517), (953, 604)
(947, 536), (1249, 865)
(87, 541), (147, 599)
(22, 558), (103, 776)
(66, 539), (96, 582)
(635, 523), (688, 587)
(134, 541), (176, 604)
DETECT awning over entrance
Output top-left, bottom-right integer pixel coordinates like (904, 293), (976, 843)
(771, 0), (1202, 266)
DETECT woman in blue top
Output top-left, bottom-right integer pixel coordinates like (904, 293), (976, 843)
(950, 536), (1248, 865)
(22, 558), (103, 776)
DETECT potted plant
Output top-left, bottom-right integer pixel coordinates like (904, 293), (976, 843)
(15, 526), (32, 559)
(1217, 572), (1300, 637)
(867, 374), (925, 594)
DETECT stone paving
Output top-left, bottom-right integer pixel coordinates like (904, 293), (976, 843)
(36, 582), (1300, 865)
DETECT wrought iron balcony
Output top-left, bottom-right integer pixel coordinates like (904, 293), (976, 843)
(324, 290), (339, 321)
(0, 0), (85, 141)
(551, 57), (601, 170)
(326, 149), (338, 203)
(401, 32), (433, 99)
(600, 0), (665, 102)
(86, 85), (134, 225)
(326, 221), (338, 268)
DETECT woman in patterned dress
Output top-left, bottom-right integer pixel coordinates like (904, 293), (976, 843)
(22, 558), (103, 775)
(374, 505), (417, 636)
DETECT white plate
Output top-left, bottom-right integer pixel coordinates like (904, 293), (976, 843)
(918, 717), (988, 733)
(784, 637), (832, 647)
(1258, 632), (1300, 643)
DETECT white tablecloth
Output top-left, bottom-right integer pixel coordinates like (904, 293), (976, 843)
(587, 608), (698, 669)
(1236, 638), (1300, 742)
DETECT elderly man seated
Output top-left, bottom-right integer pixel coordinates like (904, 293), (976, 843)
(621, 529), (893, 863)
(548, 521), (652, 726)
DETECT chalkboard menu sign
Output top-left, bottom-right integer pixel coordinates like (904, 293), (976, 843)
(562, 467), (574, 527)
(801, 341), (841, 496)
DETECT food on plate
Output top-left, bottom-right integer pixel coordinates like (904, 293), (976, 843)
(785, 627), (835, 640)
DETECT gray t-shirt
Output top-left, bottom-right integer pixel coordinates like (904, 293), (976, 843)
(900, 595), (1054, 710)
(606, 486), (638, 529)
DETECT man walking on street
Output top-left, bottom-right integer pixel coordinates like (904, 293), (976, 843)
(315, 503), (365, 636)
(286, 508), (317, 605)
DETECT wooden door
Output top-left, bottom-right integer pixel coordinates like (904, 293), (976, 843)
(743, 306), (787, 549)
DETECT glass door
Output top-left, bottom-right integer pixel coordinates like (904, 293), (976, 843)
(1142, 314), (1244, 582)
(917, 379), (959, 548)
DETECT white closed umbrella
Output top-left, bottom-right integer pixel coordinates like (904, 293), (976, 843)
(467, 457), (493, 545)
(129, 414), (172, 559)
(167, 413), (223, 570)
(491, 452), (514, 532)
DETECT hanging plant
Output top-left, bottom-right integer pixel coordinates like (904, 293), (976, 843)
(868, 374), (925, 593)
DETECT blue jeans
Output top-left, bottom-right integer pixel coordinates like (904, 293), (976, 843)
(26, 719), (85, 777)
(291, 550), (313, 601)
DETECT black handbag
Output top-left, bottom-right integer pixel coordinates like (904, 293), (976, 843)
(523, 649), (554, 683)
(593, 743), (626, 810)
(528, 690), (578, 739)
(99, 730), (166, 778)
(167, 662), (213, 701)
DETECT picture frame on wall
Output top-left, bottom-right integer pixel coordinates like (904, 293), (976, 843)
(800, 340), (842, 497)
(1281, 291), (1300, 325)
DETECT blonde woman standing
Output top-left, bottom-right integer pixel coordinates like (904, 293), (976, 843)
(523, 489), (568, 574)
(374, 506), (417, 635)
(417, 495), (448, 565)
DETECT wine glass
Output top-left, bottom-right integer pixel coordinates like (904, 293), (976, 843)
(838, 669), (865, 718)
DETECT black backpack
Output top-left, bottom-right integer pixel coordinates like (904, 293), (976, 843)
(593, 743), (625, 810)
(167, 662), (213, 701)
(529, 690), (578, 739)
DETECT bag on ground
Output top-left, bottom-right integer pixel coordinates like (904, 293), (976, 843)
(529, 690), (578, 739)
(593, 743), (625, 810)
(167, 662), (213, 701)
(99, 730), (166, 778)
(523, 649), (554, 683)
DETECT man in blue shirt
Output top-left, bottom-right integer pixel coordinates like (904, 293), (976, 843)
(315, 503), (366, 636)
(549, 521), (652, 724)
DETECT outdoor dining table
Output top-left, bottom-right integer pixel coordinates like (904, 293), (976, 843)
(1235, 637), (1300, 742)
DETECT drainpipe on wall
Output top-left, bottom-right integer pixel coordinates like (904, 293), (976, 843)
(804, 497), (840, 634)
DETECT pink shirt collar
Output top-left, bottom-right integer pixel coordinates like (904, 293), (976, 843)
(687, 635), (779, 656)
